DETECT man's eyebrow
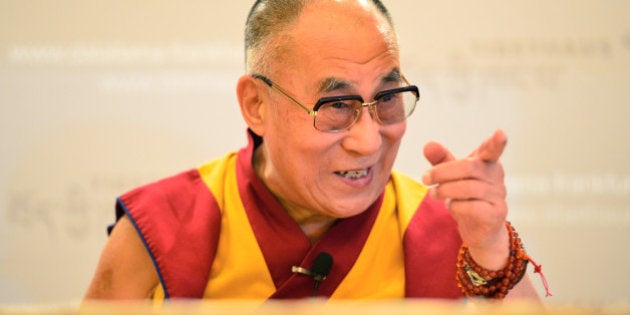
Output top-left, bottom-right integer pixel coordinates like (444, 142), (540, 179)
(316, 68), (403, 94)
(382, 68), (402, 83)
(318, 77), (351, 94)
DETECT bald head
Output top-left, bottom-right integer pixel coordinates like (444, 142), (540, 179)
(244, 0), (396, 74)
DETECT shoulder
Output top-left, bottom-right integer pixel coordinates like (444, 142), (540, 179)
(115, 168), (204, 223)
(116, 152), (238, 219)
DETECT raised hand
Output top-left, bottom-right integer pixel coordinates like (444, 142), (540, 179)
(422, 130), (510, 270)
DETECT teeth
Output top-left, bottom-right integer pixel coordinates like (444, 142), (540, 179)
(337, 169), (368, 179)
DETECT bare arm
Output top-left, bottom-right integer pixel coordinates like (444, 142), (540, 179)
(84, 215), (159, 300)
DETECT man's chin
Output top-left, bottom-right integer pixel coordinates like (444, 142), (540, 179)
(326, 197), (379, 218)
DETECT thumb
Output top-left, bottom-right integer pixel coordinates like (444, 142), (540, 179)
(470, 129), (508, 163)
(423, 141), (456, 166)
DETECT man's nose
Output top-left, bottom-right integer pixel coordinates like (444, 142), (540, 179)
(341, 107), (382, 155)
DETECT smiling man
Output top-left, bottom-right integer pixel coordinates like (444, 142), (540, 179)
(85, 0), (542, 301)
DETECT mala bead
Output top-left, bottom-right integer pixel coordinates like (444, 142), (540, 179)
(456, 221), (529, 299)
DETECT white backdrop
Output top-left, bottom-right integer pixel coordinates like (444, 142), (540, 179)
(1, 0), (629, 305)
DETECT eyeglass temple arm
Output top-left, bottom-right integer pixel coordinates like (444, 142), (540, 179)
(252, 74), (273, 87)
(251, 74), (316, 116)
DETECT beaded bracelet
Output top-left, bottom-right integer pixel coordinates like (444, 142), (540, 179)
(456, 221), (551, 299)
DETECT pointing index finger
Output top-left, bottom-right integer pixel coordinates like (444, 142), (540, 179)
(472, 129), (508, 163)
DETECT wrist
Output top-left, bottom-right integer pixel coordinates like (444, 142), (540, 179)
(456, 221), (529, 299)
(467, 225), (510, 271)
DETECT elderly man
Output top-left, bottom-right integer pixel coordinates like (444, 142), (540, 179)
(85, 0), (542, 300)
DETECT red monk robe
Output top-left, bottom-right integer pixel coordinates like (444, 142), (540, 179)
(114, 131), (463, 301)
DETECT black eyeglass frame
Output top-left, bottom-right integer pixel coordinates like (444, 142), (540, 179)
(252, 73), (420, 132)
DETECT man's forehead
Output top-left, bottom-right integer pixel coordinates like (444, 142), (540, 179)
(316, 68), (402, 93)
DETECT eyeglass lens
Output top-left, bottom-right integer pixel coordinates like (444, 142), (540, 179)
(315, 89), (417, 131)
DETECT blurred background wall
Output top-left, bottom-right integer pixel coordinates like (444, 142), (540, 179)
(0, 0), (628, 305)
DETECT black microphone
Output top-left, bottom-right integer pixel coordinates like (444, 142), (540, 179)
(291, 252), (334, 297)
(310, 252), (333, 281)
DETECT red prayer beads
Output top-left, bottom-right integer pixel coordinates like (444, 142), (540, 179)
(456, 221), (531, 299)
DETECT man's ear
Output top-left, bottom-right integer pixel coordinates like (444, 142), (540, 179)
(237, 75), (266, 136)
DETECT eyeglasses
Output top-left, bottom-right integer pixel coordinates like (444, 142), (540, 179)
(252, 74), (420, 132)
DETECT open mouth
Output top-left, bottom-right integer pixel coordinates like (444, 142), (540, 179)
(335, 168), (369, 179)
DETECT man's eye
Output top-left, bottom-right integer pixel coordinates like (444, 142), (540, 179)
(329, 101), (350, 109)
(379, 93), (395, 102)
